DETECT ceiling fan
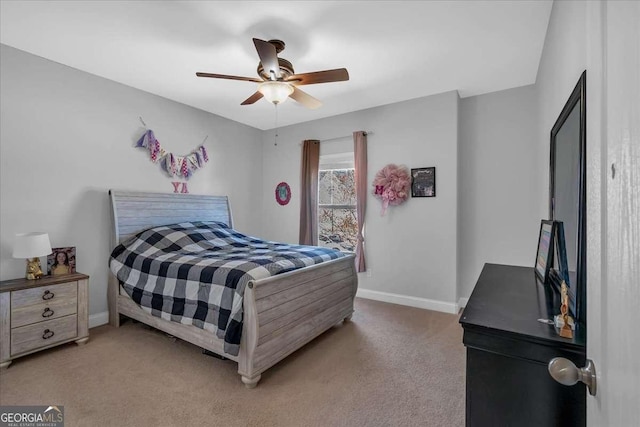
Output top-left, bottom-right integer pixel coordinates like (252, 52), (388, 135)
(196, 38), (349, 109)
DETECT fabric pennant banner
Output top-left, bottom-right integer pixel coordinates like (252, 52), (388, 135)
(135, 129), (210, 179)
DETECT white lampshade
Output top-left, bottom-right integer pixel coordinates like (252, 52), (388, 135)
(13, 232), (52, 259)
(258, 81), (294, 105)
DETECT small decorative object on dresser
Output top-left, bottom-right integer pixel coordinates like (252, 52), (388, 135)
(556, 281), (574, 339)
(12, 232), (52, 280)
(0, 273), (89, 369)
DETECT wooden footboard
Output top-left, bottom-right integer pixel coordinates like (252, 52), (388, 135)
(238, 254), (357, 388)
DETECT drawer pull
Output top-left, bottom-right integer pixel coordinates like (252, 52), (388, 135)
(42, 307), (55, 318)
(42, 329), (55, 339)
(42, 290), (55, 300)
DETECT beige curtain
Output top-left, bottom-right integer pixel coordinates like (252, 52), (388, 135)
(353, 131), (368, 272)
(299, 140), (320, 245)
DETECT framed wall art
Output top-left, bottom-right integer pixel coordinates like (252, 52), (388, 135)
(411, 167), (436, 197)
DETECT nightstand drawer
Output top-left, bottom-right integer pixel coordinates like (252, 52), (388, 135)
(11, 296), (78, 328)
(11, 282), (77, 309)
(11, 314), (77, 356)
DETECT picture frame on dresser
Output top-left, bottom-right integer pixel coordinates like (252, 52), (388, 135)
(535, 220), (556, 283)
(554, 221), (576, 317)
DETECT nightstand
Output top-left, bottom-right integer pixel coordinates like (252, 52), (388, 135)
(0, 273), (89, 369)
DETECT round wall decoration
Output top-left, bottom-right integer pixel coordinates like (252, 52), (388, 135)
(372, 164), (410, 215)
(275, 182), (292, 206)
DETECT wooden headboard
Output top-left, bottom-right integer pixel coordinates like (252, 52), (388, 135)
(109, 190), (233, 245)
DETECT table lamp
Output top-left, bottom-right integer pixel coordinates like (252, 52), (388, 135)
(13, 232), (52, 280)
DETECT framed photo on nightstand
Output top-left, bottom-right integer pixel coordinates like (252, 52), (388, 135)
(47, 246), (76, 276)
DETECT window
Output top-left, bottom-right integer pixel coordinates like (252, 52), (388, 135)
(318, 154), (357, 252)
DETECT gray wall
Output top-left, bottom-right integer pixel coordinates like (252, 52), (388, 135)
(260, 92), (460, 309)
(535, 0), (587, 218)
(0, 44), (263, 321)
(458, 85), (540, 299)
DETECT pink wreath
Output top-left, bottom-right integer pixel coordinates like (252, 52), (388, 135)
(372, 164), (410, 215)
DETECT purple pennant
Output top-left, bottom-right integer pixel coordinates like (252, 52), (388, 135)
(148, 130), (157, 146)
(135, 132), (147, 148)
(135, 129), (156, 148)
(160, 155), (169, 174)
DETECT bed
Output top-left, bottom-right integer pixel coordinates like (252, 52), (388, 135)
(108, 190), (358, 388)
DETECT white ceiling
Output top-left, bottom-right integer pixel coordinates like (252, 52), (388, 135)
(0, 1), (552, 130)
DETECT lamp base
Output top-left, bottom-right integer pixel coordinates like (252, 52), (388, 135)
(26, 257), (44, 280)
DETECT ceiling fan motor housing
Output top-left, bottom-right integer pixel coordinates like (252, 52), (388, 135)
(257, 58), (294, 80)
(257, 39), (294, 80)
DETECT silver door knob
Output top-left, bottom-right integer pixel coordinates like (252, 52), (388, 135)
(548, 357), (597, 396)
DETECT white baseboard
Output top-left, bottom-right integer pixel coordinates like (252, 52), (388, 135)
(89, 311), (109, 328)
(356, 288), (458, 314)
(457, 297), (469, 309)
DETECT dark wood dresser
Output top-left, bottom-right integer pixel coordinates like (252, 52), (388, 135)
(460, 263), (586, 427)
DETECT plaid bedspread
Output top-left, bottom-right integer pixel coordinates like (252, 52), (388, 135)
(109, 221), (347, 356)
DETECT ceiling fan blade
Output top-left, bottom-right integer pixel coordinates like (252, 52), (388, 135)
(286, 68), (349, 86)
(289, 87), (322, 109)
(253, 38), (281, 80)
(196, 72), (262, 83)
(241, 91), (264, 105)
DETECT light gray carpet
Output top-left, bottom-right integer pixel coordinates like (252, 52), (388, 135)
(0, 298), (465, 426)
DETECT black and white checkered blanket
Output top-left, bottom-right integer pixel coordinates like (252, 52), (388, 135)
(109, 221), (347, 356)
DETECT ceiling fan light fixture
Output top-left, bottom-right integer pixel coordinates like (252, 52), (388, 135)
(258, 81), (293, 105)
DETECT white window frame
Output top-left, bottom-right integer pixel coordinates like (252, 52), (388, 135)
(318, 151), (357, 252)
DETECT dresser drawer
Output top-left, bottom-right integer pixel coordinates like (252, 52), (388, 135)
(11, 314), (77, 356)
(11, 295), (78, 328)
(11, 282), (77, 309)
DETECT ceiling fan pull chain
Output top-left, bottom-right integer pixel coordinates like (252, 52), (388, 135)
(274, 104), (279, 146)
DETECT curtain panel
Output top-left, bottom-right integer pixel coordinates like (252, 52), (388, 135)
(353, 131), (368, 272)
(299, 139), (320, 245)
